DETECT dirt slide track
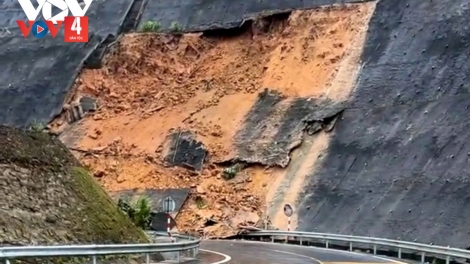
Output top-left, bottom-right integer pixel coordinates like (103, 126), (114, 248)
(1, 0), (470, 249)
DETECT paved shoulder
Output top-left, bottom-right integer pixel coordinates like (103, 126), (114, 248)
(199, 240), (405, 264)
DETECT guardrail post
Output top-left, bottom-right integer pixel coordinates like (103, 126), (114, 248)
(92, 255), (97, 264)
(326, 241), (329, 248)
(421, 252), (425, 263)
(373, 245), (377, 255)
(192, 247), (197, 257)
(349, 242), (353, 251)
(445, 255), (450, 264)
(5, 260), (11, 264)
(146, 253), (150, 264)
(300, 237), (303, 245)
(271, 236), (274, 243)
(398, 248), (402, 259)
(176, 251), (181, 262)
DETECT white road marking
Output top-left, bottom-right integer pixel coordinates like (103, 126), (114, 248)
(214, 240), (408, 264)
(297, 244), (408, 264)
(272, 249), (324, 263)
(364, 254), (408, 264)
(199, 248), (232, 264)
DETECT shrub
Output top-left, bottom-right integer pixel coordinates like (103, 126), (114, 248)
(169, 21), (183, 32)
(195, 196), (206, 209)
(29, 120), (46, 132)
(222, 163), (244, 180)
(118, 195), (153, 229)
(141, 21), (161, 32)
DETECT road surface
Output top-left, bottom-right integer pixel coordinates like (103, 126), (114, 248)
(184, 240), (406, 264)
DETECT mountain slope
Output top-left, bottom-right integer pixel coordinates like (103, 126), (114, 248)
(0, 125), (149, 249)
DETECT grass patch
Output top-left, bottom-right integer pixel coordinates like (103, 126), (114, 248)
(0, 125), (76, 172)
(195, 196), (206, 209)
(169, 21), (183, 32)
(0, 125), (164, 263)
(28, 120), (46, 132)
(70, 167), (150, 244)
(222, 163), (245, 180)
(117, 194), (153, 229)
(141, 20), (161, 32)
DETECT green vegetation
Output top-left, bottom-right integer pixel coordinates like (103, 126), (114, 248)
(0, 125), (160, 263)
(117, 195), (153, 229)
(28, 119), (46, 132)
(195, 196), (206, 209)
(0, 125), (74, 172)
(141, 20), (161, 32)
(169, 21), (183, 32)
(222, 163), (245, 180)
(71, 167), (150, 242)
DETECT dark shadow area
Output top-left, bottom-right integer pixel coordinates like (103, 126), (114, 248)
(201, 11), (291, 38)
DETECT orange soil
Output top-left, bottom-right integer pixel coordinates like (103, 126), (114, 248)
(265, 2), (376, 229)
(51, 3), (375, 237)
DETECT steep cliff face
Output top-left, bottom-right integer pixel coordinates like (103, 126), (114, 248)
(0, 125), (148, 247)
(297, 0), (470, 247)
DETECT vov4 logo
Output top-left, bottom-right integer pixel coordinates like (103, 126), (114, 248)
(16, 0), (93, 42)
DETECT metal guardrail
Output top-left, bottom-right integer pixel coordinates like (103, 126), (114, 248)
(145, 230), (195, 242)
(244, 230), (468, 264)
(0, 234), (200, 264)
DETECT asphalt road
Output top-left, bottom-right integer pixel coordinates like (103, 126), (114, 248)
(187, 240), (406, 264)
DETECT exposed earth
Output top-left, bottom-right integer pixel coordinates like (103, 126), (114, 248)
(50, 3), (375, 237)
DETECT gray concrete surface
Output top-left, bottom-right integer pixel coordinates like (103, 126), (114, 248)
(194, 240), (403, 263)
(297, 0), (470, 248)
(138, 0), (374, 31)
(0, 0), (134, 127)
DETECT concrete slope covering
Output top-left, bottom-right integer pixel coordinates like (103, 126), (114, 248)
(138, 0), (370, 31)
(0, 126), (148, 248)
(0, 0), (134, 127)
(297, 0), (470, 247)
(55, 4), (375, 237)
(0, 31), (99, 127)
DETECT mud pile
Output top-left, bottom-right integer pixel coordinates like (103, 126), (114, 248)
(0, 126), (149, 255)
(53, 3), (375, 237)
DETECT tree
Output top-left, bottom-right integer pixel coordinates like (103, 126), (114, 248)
(117, 195), (153, 229)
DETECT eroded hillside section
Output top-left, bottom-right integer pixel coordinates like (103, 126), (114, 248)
(52, 3), (374, 237)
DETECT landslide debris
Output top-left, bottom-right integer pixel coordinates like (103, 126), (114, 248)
(0, 126), (149, 256)
(51, 3), (375, 237)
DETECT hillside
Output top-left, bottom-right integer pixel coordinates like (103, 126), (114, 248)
(2, 0), (470, 249)
(52, 3), (375, 237)
(0, 125), (149, 250)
